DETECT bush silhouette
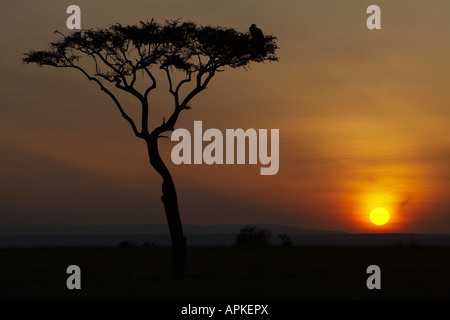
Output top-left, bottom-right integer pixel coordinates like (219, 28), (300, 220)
(278, 233), (293, 247)
(117, 240), (138, 248)
(235, 225), (272, 247)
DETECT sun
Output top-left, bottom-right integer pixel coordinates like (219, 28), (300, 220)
(369, 207), (390, 226)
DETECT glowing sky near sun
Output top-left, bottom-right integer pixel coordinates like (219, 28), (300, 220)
(1, 0), (450, 233)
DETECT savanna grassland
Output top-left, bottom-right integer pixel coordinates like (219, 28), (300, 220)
(0, 245), (449, 300)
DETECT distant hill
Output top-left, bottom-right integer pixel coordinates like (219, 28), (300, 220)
(2, 224), (450, 248)
(0, 223), (345, 235)
(0, 223), (347, 248)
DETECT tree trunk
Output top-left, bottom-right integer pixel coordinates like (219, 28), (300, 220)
(146, 135), (187, 279)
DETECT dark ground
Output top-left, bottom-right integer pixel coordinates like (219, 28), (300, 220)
(0, 245), (449, 300)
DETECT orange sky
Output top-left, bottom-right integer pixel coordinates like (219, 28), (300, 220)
(1, 0), (450, 233)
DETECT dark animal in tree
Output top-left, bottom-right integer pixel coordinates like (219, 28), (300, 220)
(249, 24), (264, 41)
(249, 24), (265, 54)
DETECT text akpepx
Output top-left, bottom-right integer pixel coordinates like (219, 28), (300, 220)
(224, 304), (268, 315)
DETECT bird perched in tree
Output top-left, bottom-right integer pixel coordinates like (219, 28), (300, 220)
(249, 24), (265, 55)
(249, 24), (264, 42)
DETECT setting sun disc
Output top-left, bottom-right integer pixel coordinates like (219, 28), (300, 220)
(370, 207), (390, 226)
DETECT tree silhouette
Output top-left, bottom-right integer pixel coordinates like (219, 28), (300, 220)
(23, 19), (278, 279)
(235, 225), (272, 247)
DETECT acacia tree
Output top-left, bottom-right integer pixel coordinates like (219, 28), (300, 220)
(23, 20), (278, 279)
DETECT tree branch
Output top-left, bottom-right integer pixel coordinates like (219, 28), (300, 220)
(163, 67), (179, 108)
(150, 70), (215, 140)
(179, 71), (214, 109)
(175, 71), (192, 96)
(66, 64), (144, 139)
(143, 67), (157, 99)
(81, 49), (151, 137)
